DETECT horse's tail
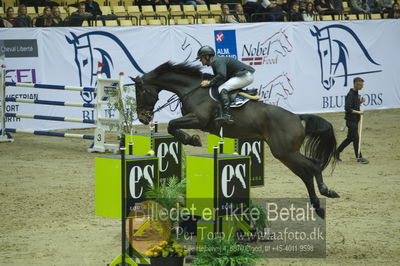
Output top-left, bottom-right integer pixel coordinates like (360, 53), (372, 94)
(299, 114), (337, 171)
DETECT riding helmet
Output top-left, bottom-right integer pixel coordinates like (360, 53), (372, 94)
(197, 45), (215, 59)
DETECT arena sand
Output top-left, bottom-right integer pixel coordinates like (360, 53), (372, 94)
(0, 109), (399, 266)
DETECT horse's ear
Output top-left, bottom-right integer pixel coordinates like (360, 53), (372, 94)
(310, 26), (320, 37)
(132, 76), (144, 88)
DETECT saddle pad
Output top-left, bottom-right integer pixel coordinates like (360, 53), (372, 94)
(209, 88), (250, 108)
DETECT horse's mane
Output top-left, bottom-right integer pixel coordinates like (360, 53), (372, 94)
(149, 61), (203, 78)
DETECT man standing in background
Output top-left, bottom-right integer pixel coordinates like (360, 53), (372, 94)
(335, 77), (369, 164)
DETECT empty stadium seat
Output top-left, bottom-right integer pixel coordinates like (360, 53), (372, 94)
(170, 5), (183, 16)
(148, 19), (162, 25)
(204, 18), (216, 24)
(347, 14), (358, 20)
(370, 13), (382, 19)
(321, 15), (333, 21)
(127, 5), (141, 19)
(119, 19), (133, 26)
(196, 4), (209, 16)
(100, 5), (112, 15)
(65, 0), (78, 5)
(155, 5), (169, 17)
(105, 20), (119, 26)
(26, 6), (37, 16)
(176, 18), (190, 24)
(113, 5), (127, 17)
(141, 5), (155, 16)
(108, 0), (121, 6)
(209, 4), (221, 15)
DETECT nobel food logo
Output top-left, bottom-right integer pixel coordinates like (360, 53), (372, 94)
(241, 29), (292, 65)
(310, 25), (382, 91)
(214, 30), (238, 59)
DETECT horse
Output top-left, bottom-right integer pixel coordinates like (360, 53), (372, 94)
(133, 62), (340, 219)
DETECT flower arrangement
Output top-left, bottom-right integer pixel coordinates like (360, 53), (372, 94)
(145, 240), (189, 258)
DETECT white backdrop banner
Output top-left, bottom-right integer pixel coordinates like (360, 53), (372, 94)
(1, 20), (399, 130)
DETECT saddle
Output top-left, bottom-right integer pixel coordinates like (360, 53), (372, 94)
(209, 87), (260, 108)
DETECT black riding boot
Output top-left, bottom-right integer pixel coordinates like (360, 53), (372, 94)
(215, 89), (234, 124)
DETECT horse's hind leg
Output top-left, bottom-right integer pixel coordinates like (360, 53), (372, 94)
(273, 150), (326, 219)
(314, 170), (340, 198)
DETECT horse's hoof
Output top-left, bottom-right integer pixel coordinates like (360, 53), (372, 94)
(328, 190), (340, 198)
(191, 135), (202, 147)
(316, 208), (325, 219)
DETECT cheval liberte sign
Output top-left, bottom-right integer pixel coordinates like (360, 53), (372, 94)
(1, 20), (399, 130)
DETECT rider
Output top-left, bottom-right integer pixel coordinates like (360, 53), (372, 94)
(197, 45), (255, 124)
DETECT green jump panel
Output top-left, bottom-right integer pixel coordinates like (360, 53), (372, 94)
(125, 133), (182, 181)
(95, 155), (159, 218)
(207, 135), (265, 187)
(186, 153), (251, 219)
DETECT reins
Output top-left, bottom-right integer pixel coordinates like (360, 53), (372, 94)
(151, 85), (201, 114)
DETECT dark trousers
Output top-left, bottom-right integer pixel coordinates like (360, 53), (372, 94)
(337, 120), (362, 158)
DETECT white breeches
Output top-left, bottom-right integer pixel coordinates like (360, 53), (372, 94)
(217, 72), (255, 93)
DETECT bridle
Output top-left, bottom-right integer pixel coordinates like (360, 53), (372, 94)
(135, 76), (202, 119)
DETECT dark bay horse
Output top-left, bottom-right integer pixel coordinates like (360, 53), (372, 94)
(134, 62), (339, 219)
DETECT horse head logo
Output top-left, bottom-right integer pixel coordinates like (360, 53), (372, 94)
(310, 25), (381, 90)
(66, 31), (145, 103)
(262, 28), (293, 57)
(258, 73), (295, 106)
(179, 32), (202, 62)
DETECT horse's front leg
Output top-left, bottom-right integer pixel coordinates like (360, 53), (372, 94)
(167, 113), (203, 146)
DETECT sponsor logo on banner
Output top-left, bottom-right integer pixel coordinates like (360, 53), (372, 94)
(310, 25), (382, 91)
(0, 40), (38, 58)
(214, 30), (238, 58)
(4, 68), (38, 123)
(4, 68), (37, 83)
(241, 29), (292, 65)
(65, 31), (145, 121)
(257, 73), (295, 106)
(66, 31), (144, 87)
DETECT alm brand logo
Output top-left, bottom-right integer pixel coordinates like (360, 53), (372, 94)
(214, 30), (238, 59)
(241, 29), (292, 65)
(65, 31), (145, 104)
(221, 163), (247, 198)
(310, 25), (382, 91)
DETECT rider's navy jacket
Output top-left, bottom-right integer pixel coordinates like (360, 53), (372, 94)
(344, 89), (361, 122)
(208, 56), (255, 88)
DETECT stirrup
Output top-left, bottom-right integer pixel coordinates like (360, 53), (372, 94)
(215, 114), (234, 124)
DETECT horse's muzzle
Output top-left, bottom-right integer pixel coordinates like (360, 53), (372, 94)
(138, 111), (153, 125)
